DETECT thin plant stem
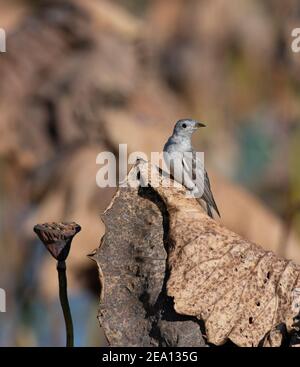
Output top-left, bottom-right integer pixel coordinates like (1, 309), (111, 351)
(57, 260), (74, 347)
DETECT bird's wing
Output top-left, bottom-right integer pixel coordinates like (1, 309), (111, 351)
(182, 152), (220, 217)
(181, 152), (203, 191)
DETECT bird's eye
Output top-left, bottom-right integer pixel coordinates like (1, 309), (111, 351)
(182, 123), (187, 128)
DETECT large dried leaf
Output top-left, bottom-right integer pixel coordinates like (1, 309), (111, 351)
(96, 160), (300, 347)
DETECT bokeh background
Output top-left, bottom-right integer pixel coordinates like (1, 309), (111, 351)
(0, 0), (300, 346)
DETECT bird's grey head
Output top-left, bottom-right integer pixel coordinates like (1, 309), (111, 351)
(173, 119), (206, 137)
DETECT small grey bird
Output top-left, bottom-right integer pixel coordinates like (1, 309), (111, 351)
(163, 118), (220, 218)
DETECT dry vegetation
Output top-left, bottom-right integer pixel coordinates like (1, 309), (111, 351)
(0, 0), (300, 346)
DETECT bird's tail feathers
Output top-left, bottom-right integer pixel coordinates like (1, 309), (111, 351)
(196, 198), (220, 219)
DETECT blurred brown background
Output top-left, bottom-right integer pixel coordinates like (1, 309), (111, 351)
(0, 0), (299, 346)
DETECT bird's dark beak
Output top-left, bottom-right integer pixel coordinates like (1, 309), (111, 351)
(195, 122), (206, 128)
